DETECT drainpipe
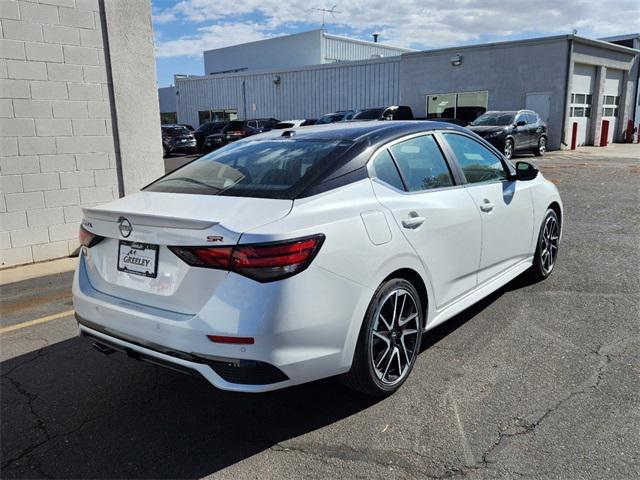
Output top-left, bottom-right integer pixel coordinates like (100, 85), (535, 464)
(561, 36), (574, 148)
(242, 80), (247, 120)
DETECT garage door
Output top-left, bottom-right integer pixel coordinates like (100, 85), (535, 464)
(602, 69), (623, 144)
(569, 64), (596, 146)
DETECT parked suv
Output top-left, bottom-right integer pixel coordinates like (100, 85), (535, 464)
(161, 124), (196, 157)
(467, 110), (547, 159)
(202, 118), (279, 152)
(194, 121), (227, 151)
(351, 106), (414, 121)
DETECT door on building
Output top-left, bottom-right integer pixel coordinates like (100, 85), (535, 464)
(569, 64), (596, 146)
(603, 69), (623, 144)
(526, 92), (551, 123)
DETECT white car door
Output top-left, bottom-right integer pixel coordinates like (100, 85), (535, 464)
(441, 132), (535, 285)
(370, 133), (482, 311)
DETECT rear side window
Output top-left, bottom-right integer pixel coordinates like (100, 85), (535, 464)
(145, 138), (352, 199)
(372, 150), (404, 190)
(389, 135), (454, 191)
(443, 133), (508, 184)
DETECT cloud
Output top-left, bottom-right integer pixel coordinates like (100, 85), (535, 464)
(152, 0), (640, 58)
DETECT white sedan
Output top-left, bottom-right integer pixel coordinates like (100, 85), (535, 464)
(73, 121), (562, 396)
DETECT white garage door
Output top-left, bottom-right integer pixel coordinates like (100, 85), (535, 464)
(603, 69), (623, 144)
(569, 64), (596, 146)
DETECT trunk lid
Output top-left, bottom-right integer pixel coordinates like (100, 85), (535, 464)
(81, 191), (292, 314)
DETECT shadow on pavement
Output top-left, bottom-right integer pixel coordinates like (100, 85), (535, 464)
(0, 274), (531, 478)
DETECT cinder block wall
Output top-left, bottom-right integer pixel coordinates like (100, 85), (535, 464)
(0, 0), (163, 268)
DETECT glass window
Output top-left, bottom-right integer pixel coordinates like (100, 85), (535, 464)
(389, 135), (454, 191)
(427, 93), (456, 119)
(146, 138), (351, 198)
(372, 150), (404, 190)
(443, 133), (508, 184)
(514, 113), (527, 125)
(526, 113), (539, 124)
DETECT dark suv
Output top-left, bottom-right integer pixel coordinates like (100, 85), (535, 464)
(467, 110), (547, 159)
(161, 124), (196, 157)
(194, 121), (227, 151)
(202, 118), (279, 152)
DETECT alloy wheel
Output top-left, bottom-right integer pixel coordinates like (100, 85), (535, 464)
(504, 141), (513, 159)
(540, 215), (559, 274)
(370, 288), (420, 386)
(539, 137), (546, 155)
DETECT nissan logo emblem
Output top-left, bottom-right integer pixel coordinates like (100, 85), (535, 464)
(118, 217), (132, 238)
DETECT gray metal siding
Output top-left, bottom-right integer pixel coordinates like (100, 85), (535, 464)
(322, 36), (410, 62)
(177, 58), (401, 126)
(158, 86), (176, 113)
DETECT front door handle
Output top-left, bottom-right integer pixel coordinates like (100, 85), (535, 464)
(479, 199), (494, 212)
(402, 215), (426, 229)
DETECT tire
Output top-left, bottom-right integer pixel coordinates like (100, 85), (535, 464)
(527, 209), (560, 282)
(341, 278), (423, 397)
(503, 138), (514, 160)
(534, 136), (546, 156)
(162, 144), (168, 158)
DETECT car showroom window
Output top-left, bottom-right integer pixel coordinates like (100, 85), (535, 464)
(389, 135), (454, 192)
(443, 133), (509, 184)
(372, 150), (405, 190)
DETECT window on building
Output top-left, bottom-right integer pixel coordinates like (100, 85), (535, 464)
(198, 109), (238, 126)
(569, 93), (593, 118)
(160, 112), (177, 124)
(602, 95), (620, 117)
(426, 91), (488, 124)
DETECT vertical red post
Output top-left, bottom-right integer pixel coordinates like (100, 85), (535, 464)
(600, 120), (609, 147)
(571, 122), (578, 150)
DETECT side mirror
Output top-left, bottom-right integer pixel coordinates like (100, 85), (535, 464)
(516, 120), (526, 127)
(515, 161), (538, 181)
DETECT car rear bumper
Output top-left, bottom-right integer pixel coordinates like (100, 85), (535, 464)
(72, 251), (371, 392)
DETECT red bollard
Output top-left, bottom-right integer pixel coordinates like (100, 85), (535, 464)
(626, 120), (634, 143)
(571, 122), (578, 150)
(600, 120), (609, 147)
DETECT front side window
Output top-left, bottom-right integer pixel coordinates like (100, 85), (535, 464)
(145, 138), (351, 199)
(443, 133), (508, 184)
(389, 135), (454, 191)
(526, 113), (539, 124)
(514, 113), (527, 125)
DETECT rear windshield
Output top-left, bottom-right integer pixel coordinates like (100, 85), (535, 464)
(162, 126), (189, 135)
(224, 121), (245, 131)
(145, 138), (352, 199)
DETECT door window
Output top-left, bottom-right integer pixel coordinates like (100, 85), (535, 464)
(526, 112), (539, 124)
(389, 135), (454, 191)
(514, 113), (527, 125)
(372, 150), (405, 190)
(443, 133), (509, 184)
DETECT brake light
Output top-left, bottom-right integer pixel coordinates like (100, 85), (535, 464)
(207, 335), (254, 344)
(79, 225), (104, 248)
(169, 234), (325, 282)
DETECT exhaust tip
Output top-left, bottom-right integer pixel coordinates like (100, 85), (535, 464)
(92, 342), (117, 356)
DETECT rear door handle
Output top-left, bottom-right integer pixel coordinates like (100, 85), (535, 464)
(402, 216), (426, 229)
(479, 199), (494, 212)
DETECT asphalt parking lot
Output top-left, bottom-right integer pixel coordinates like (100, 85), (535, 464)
(1, 145), (639, 479)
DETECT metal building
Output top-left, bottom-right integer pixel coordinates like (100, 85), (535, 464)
(170, 32), (639, 151)
(203, 29), (412, 75)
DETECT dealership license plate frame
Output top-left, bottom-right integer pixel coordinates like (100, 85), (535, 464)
(117, 240), (159, 278)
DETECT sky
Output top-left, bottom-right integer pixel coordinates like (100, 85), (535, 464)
(151, 0), (640, 87)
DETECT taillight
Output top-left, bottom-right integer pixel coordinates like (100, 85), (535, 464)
(79, 225), (104, 248)
(169, 234), (325, 282)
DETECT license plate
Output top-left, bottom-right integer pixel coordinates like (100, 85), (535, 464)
(118, 241), (159, 278)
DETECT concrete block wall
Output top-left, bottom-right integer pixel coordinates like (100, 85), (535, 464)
(1, 0), (118, 267)
(1, 0), (163, 268)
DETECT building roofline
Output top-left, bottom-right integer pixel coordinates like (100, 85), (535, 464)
(202, 29), (324, 55)
(321, 31), (415, 52)
(599, 33), (640, 42)
(176, 55), (401, 84)
(403, 33), (639, 59)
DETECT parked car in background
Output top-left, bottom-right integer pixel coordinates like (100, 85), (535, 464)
(194, 121), (227, 151)
(272, 119), (317, 129)
(180, 124), (195, 131)
(161, 124), (196, 157)
(75, 121), (562, 396)
(202, 118), (279, 152)
(315, 110), (355, 124)
(351, 105), (414, 121)
(467, 110), (547, 159)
